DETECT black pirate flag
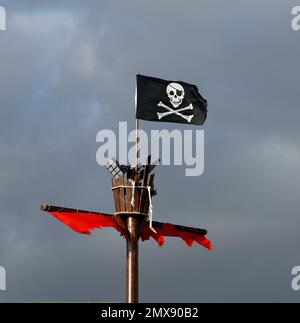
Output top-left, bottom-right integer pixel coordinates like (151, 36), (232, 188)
(135, 74), (207, 125)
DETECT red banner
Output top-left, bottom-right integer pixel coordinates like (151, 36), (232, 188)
(48, 211), (212, 250)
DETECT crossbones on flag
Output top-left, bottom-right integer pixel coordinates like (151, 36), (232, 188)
(135, 74), (207, 125)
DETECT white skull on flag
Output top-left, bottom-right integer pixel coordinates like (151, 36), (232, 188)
(166, 83), (185, 108)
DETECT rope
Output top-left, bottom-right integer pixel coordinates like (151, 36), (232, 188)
(112, 185), (152, 190)
(147, 186), (156, 233)
(111, 183), (156, 231)
(130, 180), (135, 207)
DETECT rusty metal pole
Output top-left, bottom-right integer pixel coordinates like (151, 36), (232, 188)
(125, 116), (140, 303)
(126, 216), (139, 303)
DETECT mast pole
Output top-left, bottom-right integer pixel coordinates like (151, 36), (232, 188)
(125, 117), (140, 303)
(126, 215), (139, 303)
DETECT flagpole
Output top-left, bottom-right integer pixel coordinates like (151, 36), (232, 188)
(125, 115), (140, 302)
(126, 215), (139, 303)
(135, 118), (140, 171)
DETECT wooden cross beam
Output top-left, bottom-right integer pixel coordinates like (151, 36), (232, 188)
(40, 203), (208, 237)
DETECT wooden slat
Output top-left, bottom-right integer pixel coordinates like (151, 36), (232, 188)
(112, 178), (128, 231)
(112, 178), (120, 212)
(149, 173), (155, 186)
(126, 179), (132, 212)
(119, 175), (126, 212)
(133, 174), (141, 212)
(139, 155), (151, 213)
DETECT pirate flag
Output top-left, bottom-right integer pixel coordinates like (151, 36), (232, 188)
(135, 74), (207, 125)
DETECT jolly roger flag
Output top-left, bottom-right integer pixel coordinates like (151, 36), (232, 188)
(135, 74), (208, 125)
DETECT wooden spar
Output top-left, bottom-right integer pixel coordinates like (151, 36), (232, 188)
(151, 221), (207, 236)
(40, 204), (207, 236)
(40, 204), (112, 216)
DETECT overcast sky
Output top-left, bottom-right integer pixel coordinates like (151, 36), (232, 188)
(0, 0), (300, 302)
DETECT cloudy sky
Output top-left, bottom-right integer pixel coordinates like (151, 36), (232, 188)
(0, 0), (300, 302)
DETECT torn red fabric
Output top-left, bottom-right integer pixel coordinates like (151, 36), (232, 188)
(47, 211), (212, 250)
(49, 212), (121, 235)
(140, 223), (213, 251)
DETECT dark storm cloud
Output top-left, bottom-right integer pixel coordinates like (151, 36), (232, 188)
(0, 0), (299, 302)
